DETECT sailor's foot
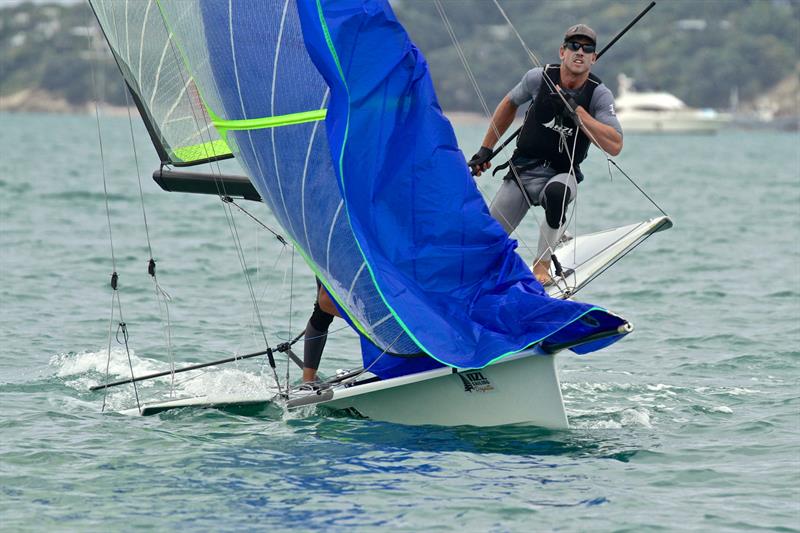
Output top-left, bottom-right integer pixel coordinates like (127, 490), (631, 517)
(302, 367), (318, 383)
(533, 260), (553, 286)
(295, 379), (327, 392)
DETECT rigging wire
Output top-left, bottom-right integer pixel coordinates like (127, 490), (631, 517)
(222, 197), (288, 245)
(156, 8), (285, 395)
(102, 1), (180, 396)
(432, 0), (535, 257)
(86, 13), (140, 413)
(286, 246), (295, 392)
(121, 87), (178, 397)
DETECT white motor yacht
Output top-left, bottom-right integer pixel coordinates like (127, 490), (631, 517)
(615, 74), (730, 133)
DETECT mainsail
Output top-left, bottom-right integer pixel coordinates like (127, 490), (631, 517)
(89, 0), (232, 166)
(91, 0), (631, 377)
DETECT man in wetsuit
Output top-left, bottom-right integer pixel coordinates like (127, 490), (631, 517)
(301, 280), (338, 387)
(469, 24), (623, 285)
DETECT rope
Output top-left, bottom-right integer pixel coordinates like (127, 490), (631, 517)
(321, 331), (405, 390)
(155, 10), (285, 396)
(86, 17), (141, 414)
(433, 0), (535, 256)
(286, 246), (295, 392)
(120, 87), (179, 397)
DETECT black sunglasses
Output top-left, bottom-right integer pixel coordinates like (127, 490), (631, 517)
(564, 41), (596, 53)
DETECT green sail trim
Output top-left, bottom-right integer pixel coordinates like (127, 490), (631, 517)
(207, 108), (328, 143)
(172, 139), (233, 164)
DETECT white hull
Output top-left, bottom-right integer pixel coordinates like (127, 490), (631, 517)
(618, 110), (730, 133)
(126, 351), (568, 428)
(312, 352), (568, 428)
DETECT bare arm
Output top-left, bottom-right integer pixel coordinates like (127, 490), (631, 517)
(471, 95), (519, 176)
(574, 106), (623, 156)
(481, 95), (519, 148)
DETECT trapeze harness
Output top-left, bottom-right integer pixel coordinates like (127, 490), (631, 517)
(498, 64), (601, 228)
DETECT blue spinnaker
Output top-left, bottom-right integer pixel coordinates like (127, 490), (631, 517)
(297, 0), (629, 370)
(157, 1), (424, 359)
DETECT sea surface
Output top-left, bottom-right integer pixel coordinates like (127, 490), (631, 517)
(1, 112), (798, 531)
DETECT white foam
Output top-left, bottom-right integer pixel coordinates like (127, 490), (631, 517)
(569, 406), (653, 430)
(52, 347), (280, 412)
(710, 405), (733, 414)
(51, 348), (166, 391)
(620, 407), (652, 428)
(176, 366), (275, 398)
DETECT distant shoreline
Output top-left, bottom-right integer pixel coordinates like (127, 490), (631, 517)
(1, 89), (796, 131)
(0, 89), (134, 116)
(0, 89), (491, 123)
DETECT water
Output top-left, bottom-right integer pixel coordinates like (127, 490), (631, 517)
(1, 112), (798, 531)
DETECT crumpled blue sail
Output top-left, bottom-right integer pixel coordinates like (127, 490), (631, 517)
(297, 0), (629, 372)
(158, 0), (426, 361)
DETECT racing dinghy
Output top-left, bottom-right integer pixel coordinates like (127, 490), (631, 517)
(89, 0), (670, 429)
(120, 216), (662, 428)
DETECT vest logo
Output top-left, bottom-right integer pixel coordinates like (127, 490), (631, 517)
(543, 117), (574, 137)
(609, 103), (616, 116)
(458, 371), (495, 393)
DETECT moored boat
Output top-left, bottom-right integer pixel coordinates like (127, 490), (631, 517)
(615, 73), (730, 133)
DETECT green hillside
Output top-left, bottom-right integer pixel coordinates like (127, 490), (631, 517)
(1, 0), (798, 112)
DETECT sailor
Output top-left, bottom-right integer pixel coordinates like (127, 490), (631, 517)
(469, 24), (623, 285)
(301, 279), (338, 387)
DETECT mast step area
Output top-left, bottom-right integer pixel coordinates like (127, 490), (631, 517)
(153, 169), (261, 202)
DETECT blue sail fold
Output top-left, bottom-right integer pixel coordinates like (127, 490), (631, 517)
(297, 0), (629, 372)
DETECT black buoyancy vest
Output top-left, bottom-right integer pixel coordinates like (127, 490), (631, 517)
(516, 65), (601, 174)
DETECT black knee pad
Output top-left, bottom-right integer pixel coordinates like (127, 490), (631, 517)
(542, 182), (571, 229)
(310, 301), (335, 332)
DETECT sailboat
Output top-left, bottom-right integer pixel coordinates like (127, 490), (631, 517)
(88, 0), (671, 429)
(615, 73), (730, 133)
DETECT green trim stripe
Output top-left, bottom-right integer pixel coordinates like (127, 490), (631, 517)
(172, 139), (232, 163)
(154, 1), (326, 157)
(209, 109), (328, 143)
(314, 0), (431, 358)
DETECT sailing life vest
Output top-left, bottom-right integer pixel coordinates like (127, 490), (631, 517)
(516, 64), (601, 176)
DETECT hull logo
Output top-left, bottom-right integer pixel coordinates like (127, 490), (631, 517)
(458, 371), (495, 393)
